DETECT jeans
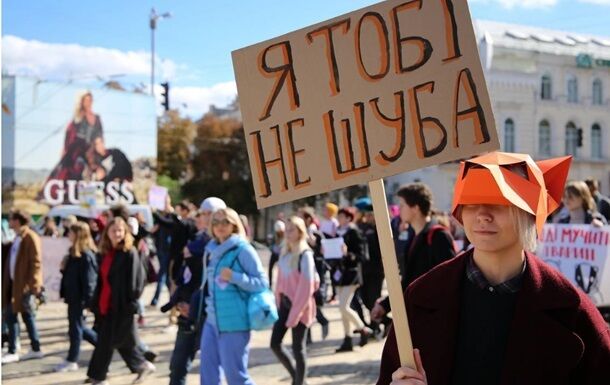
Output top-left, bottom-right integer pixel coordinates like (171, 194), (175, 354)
(67, 303), (97, 362)
(270, 295), (308, 385)
(169, 317), (198, 385)
(151, 250), (170, 305)
(200, 322), (255, 385)
(5, 305), (40, 353)
(338, 285), (364, 337)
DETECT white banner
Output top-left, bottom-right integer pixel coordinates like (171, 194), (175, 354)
(537, 224), (610, 306)
(41, 236), (71, 302)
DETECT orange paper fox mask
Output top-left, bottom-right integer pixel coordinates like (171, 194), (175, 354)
(451, 152), (572, 234)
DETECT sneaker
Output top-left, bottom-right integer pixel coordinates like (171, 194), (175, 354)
(20, 349), (44, 360)
(55, 360), (78, 372)
(2, 353), (20, 364)
(133, 361), (155, 384)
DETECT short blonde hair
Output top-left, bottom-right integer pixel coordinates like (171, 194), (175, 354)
(210, 208), (246, 242)
(509, 206), (537, 252)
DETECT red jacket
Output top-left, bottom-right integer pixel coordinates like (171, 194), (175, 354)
(377, 250), (610, 385)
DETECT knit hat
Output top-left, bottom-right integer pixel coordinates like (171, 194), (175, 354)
(200, 197), (227, 213)
(325, 202), (339, 216)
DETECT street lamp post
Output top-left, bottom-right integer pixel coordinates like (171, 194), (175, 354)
(149, 8), (172, 95)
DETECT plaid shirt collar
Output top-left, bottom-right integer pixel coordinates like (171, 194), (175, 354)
(466, 253), (526, 294)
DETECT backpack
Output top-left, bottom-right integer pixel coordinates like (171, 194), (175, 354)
(297, 250), (323, 305)
(426, 225), (459, 253)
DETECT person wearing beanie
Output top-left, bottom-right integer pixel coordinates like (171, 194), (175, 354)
(377, 152), (610, 385)
(200, 197), (227, 213)
(319, 203), (339, 238)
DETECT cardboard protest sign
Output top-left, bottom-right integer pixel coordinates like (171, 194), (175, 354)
(538, 224), (610, 306)
(148, 185), (168, 211)
(41, 236), (71, 301)
(233, 0), (499, 209)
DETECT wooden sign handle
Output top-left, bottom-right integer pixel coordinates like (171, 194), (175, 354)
(368, 178), (415, 368)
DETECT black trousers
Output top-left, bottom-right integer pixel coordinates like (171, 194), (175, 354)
(87, 314), (145, 381)
(270, 295), (309, 385)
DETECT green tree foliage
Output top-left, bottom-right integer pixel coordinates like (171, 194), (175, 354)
(182, 115), (257, 215)
(157, 110), (196, 180)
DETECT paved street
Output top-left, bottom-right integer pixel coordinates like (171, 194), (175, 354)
(2, 249), (385, 385)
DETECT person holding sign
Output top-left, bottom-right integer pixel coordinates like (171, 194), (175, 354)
(377, 152), (610, 385)
(333, 207), (372, 352)
(270, 216), (319, 385)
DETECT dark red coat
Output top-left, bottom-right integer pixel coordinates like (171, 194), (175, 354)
(377, 250), (610, 385)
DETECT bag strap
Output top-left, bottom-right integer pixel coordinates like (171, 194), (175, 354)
(196, 241), (245, 326)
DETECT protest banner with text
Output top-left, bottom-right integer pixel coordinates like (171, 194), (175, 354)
(538, 224), (610, 306)
(233, 0), (499, 208)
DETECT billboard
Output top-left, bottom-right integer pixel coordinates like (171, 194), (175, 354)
(2, 76), (157, 214)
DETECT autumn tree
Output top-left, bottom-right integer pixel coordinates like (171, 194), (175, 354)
(182, 114), (257, 216)
(157, 110), (196, 180)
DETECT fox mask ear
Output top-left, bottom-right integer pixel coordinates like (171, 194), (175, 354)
(452, 152), (572, 235)
(536, 156), (572, 213)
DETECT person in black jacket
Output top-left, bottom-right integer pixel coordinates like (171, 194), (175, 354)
(55, 222), (98, 372)
(371, 183), (457, 322)
(333, 207), (373, 352)
(86, 217), (154, 385)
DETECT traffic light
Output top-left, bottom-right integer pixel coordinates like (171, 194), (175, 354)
(577, 128), (583, 147)
(161, 82), (169, 111)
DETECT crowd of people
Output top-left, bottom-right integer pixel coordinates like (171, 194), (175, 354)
(1, 169), (610, 385)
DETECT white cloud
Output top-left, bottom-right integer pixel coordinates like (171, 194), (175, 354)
(169, 82), (238, 118)
(1, 35), (178, 82)
(578, 0), (610, 5)
(470, 0), (558, 8)
(2, 35), (238, 117)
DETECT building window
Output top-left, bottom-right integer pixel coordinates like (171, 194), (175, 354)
(592, 123), (602, 159)
(538, 120), (551, 156)
(504, 118), (515, 152)
(565, 121), (578, 156)
(593, 78), (603, 105)
(541, 75), (552, 100)
(567, 76), (578, 103)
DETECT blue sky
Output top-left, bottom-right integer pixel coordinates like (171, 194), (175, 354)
(3, 0), (610, 117)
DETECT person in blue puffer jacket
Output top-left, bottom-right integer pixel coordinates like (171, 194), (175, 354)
(200, 207), (268, 385)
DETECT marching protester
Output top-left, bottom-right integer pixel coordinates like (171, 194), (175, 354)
(377, 152), (610, 385)
(2, 209), (44, 364)
(55, 222), (98, 372)
(333, 207), (372, 352)
(150, 198), (174, 307)
(268, 219), (285, 289)
(41, 216), (60, 237)
(319, 202), (339, 238)
(199, 207), (268, 385)
(585, 178), (610, 222)
(270, 216), (318, 385)
(86, 217), (155, 385)
(355, 197), (386, 339)
(371, 183), (457, 324)
(559, 180), (607, 227)
(300, 208), (331, 340)
(167, 197), (225, 385)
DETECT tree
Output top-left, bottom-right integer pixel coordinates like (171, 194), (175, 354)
(182, 115), (257, 215)
(157, 110), (196, 180)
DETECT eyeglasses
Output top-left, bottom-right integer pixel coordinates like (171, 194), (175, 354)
(211, 218), (232, 226)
